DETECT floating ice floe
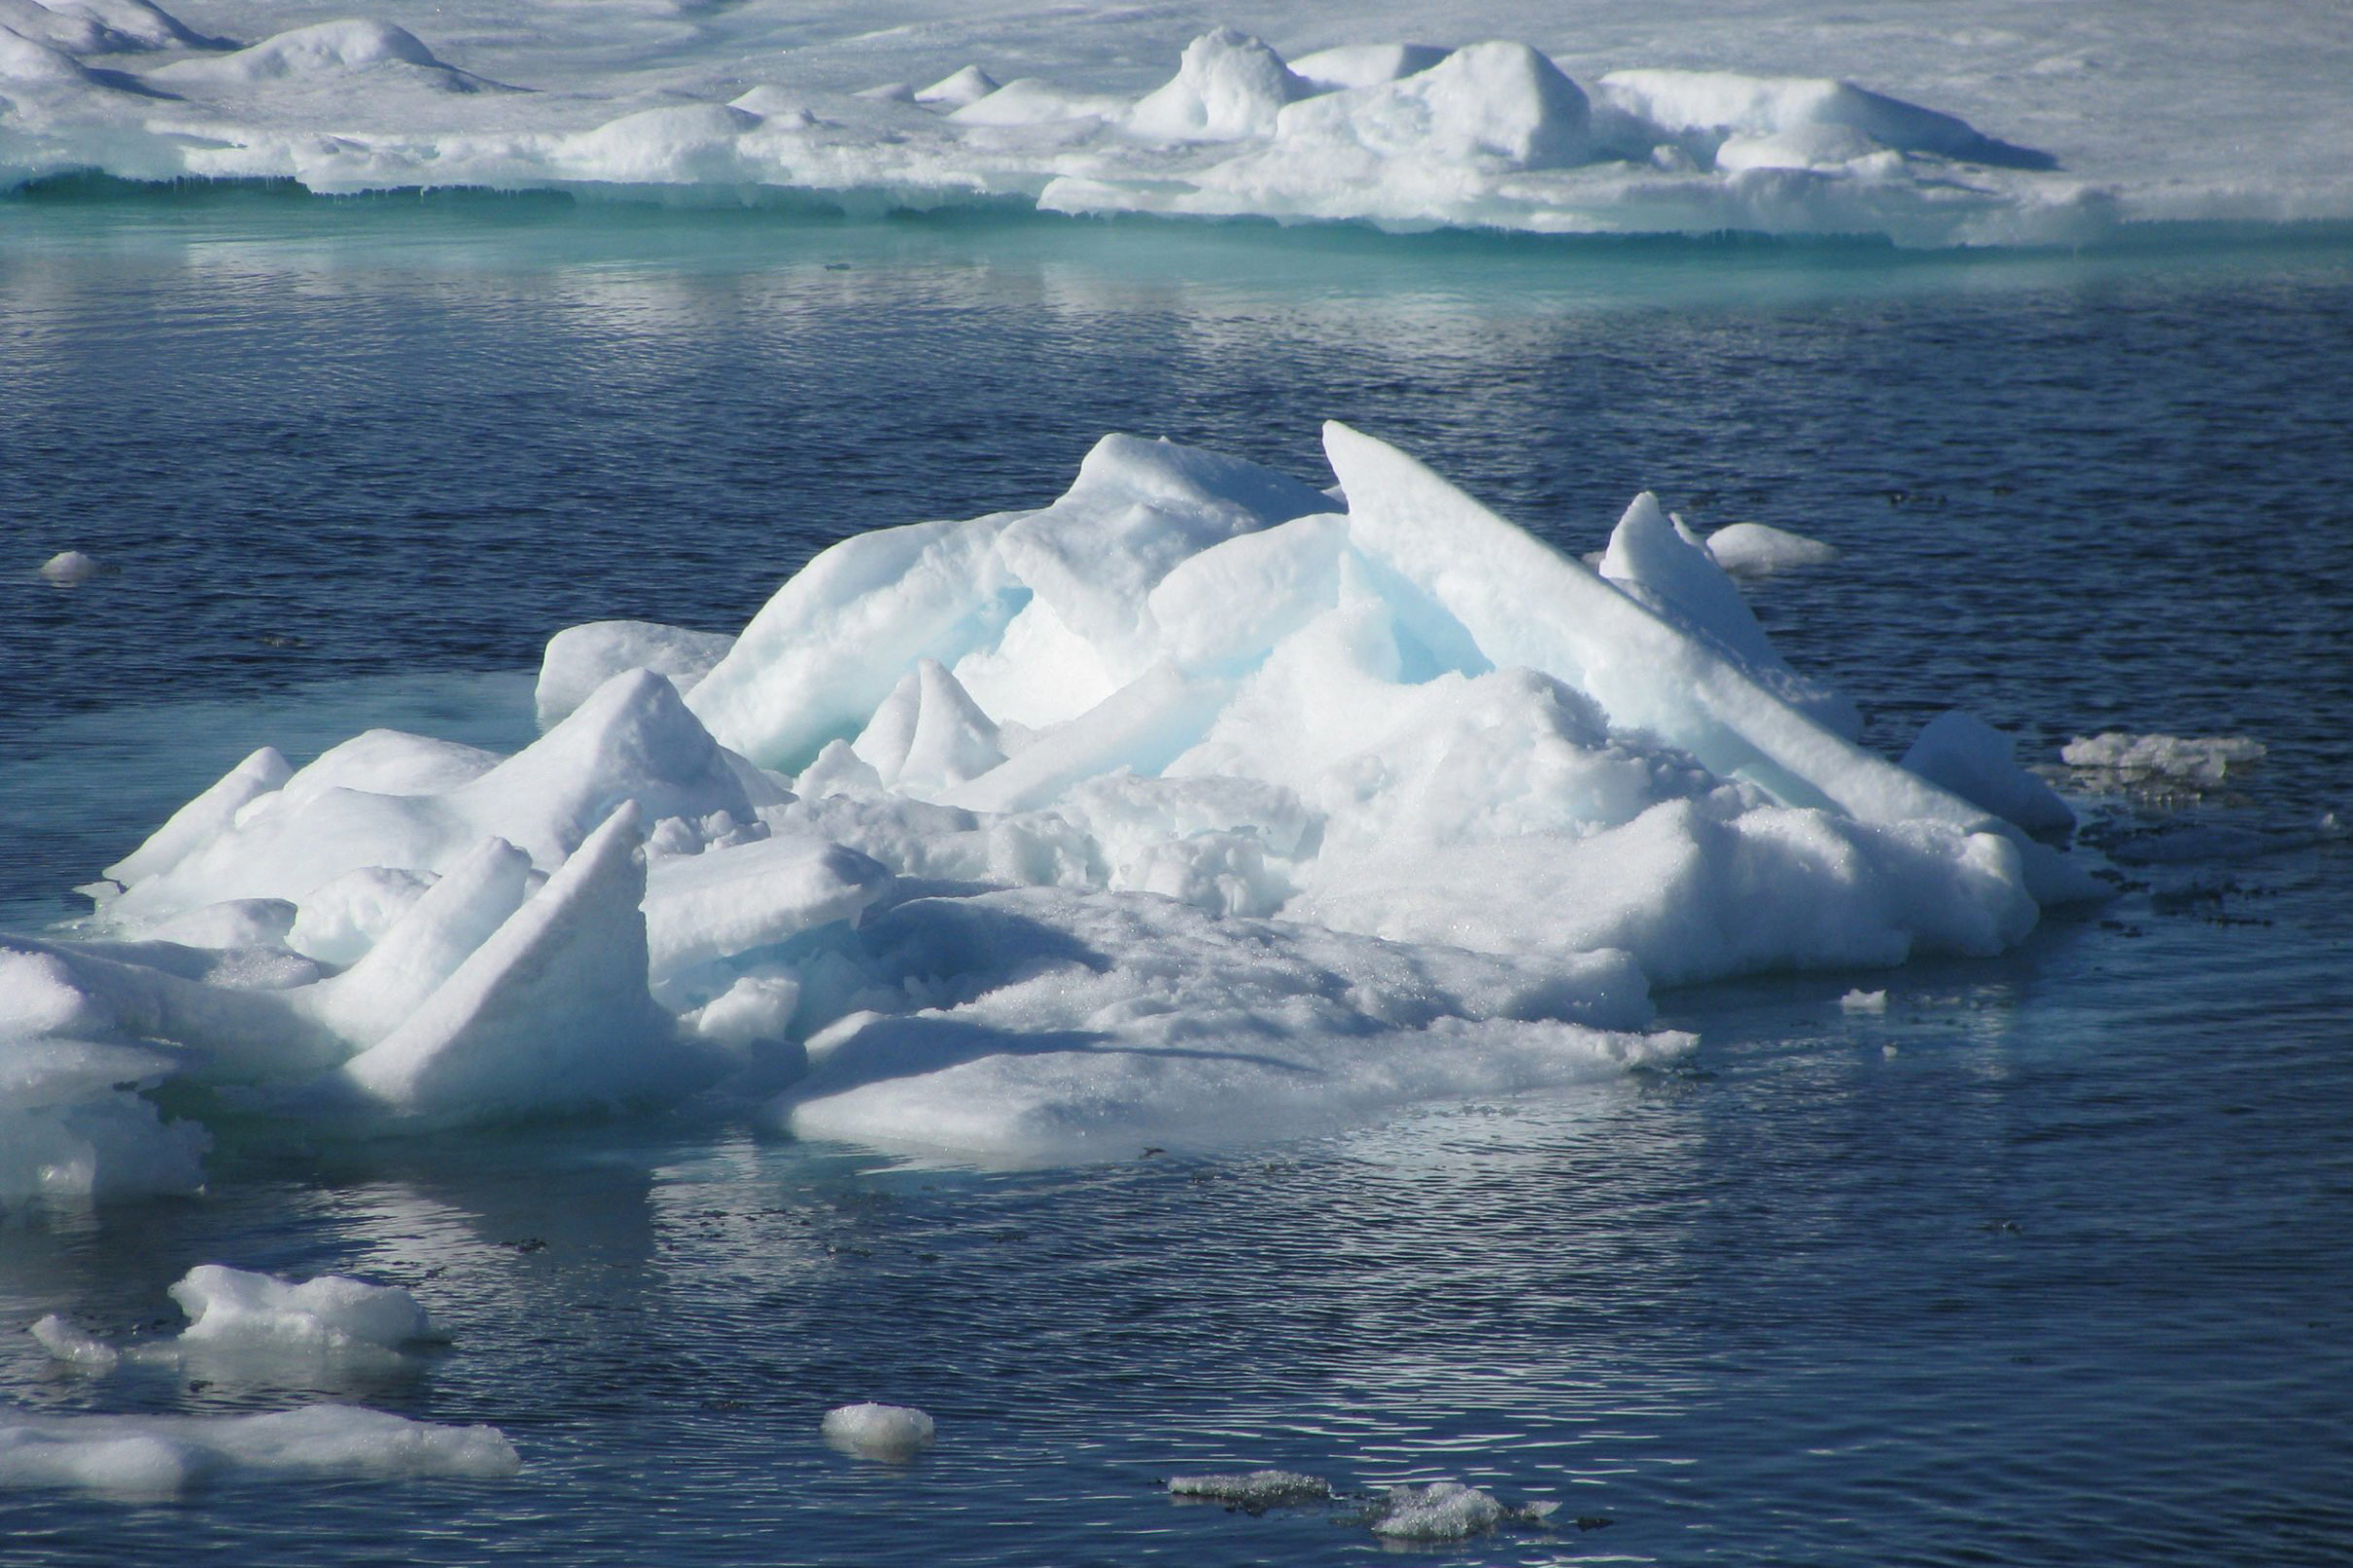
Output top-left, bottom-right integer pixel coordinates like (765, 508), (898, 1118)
(1, 422), (2100, 1184)
(2061, 731), (2266, 788)
(1363, 1480), (1549, 1540)
(0, 1), (2130, 245)
(0, 1404), (519, 1495)
(1703, 522), (1839, 576)
(1167, 1469), (1555, 1539)
(822, 1402), (934, 1458)
(1168, 1469), (1333, 1506)
(32, 1264), (442, 1372)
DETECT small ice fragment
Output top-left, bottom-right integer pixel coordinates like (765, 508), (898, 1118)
(1167, 1469), (1332, 1506)
(168, 1265), (439, 1354)
(1367, 1481), (1509, 1540)
(1703, 521), (1838, 575)
(1841, 989), (1888, 1013)
(822, 1402), (934, 1459)
(30, 1316), (121, 1372)
(39, 551), (99, 585)
(2060, 732), (2265, 787)
(1901, 710), (2074, 832)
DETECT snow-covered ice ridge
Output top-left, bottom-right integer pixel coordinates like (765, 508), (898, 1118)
(1, 424), (2092, 1190)
(10, 0), (2348, 242)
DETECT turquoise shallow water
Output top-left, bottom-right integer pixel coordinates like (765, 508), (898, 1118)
(2, 188), (2350, 1563)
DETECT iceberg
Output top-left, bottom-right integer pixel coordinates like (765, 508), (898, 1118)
(3, 423), (2087, 1178)
(5, 3), (2271, 245)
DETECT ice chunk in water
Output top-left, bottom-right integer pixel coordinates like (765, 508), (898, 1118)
(169, 1264), (438, 1354)
(1705, 520), (1840, 575)
(37, 549), (98, 584)
(2061, 731), (2265, 787)
(1167, 1469), (1332, 1506)
(32, 1265), (439, 1371)
(25, 420), (2083, 1169)
(821, 1402), (934, 1458)
(0, 1405), (518, 1494)
(30, 1315), (121, 1370)
(1367, 1481), (1510, 1539)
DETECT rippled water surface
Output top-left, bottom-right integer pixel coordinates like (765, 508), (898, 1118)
(2, 187), (2350, 1564)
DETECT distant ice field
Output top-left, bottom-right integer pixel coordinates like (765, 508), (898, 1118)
(3, 0), (2352, 243)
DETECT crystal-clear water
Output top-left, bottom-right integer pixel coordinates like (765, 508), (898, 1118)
(3, 186), (2350, 1564)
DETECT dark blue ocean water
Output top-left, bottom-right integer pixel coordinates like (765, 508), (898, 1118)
(2, 184), (2350, 1564)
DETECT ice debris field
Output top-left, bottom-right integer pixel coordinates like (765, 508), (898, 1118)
(3, 423), (2106, 1195)
(5, 0), (2351, 243)
(7, 1263), (514, 1495)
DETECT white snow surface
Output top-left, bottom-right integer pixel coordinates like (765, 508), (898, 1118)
(7, 425), (2082, 1173)
(4, 0), (2348, 242)
(0, 1404), (519, 1494)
